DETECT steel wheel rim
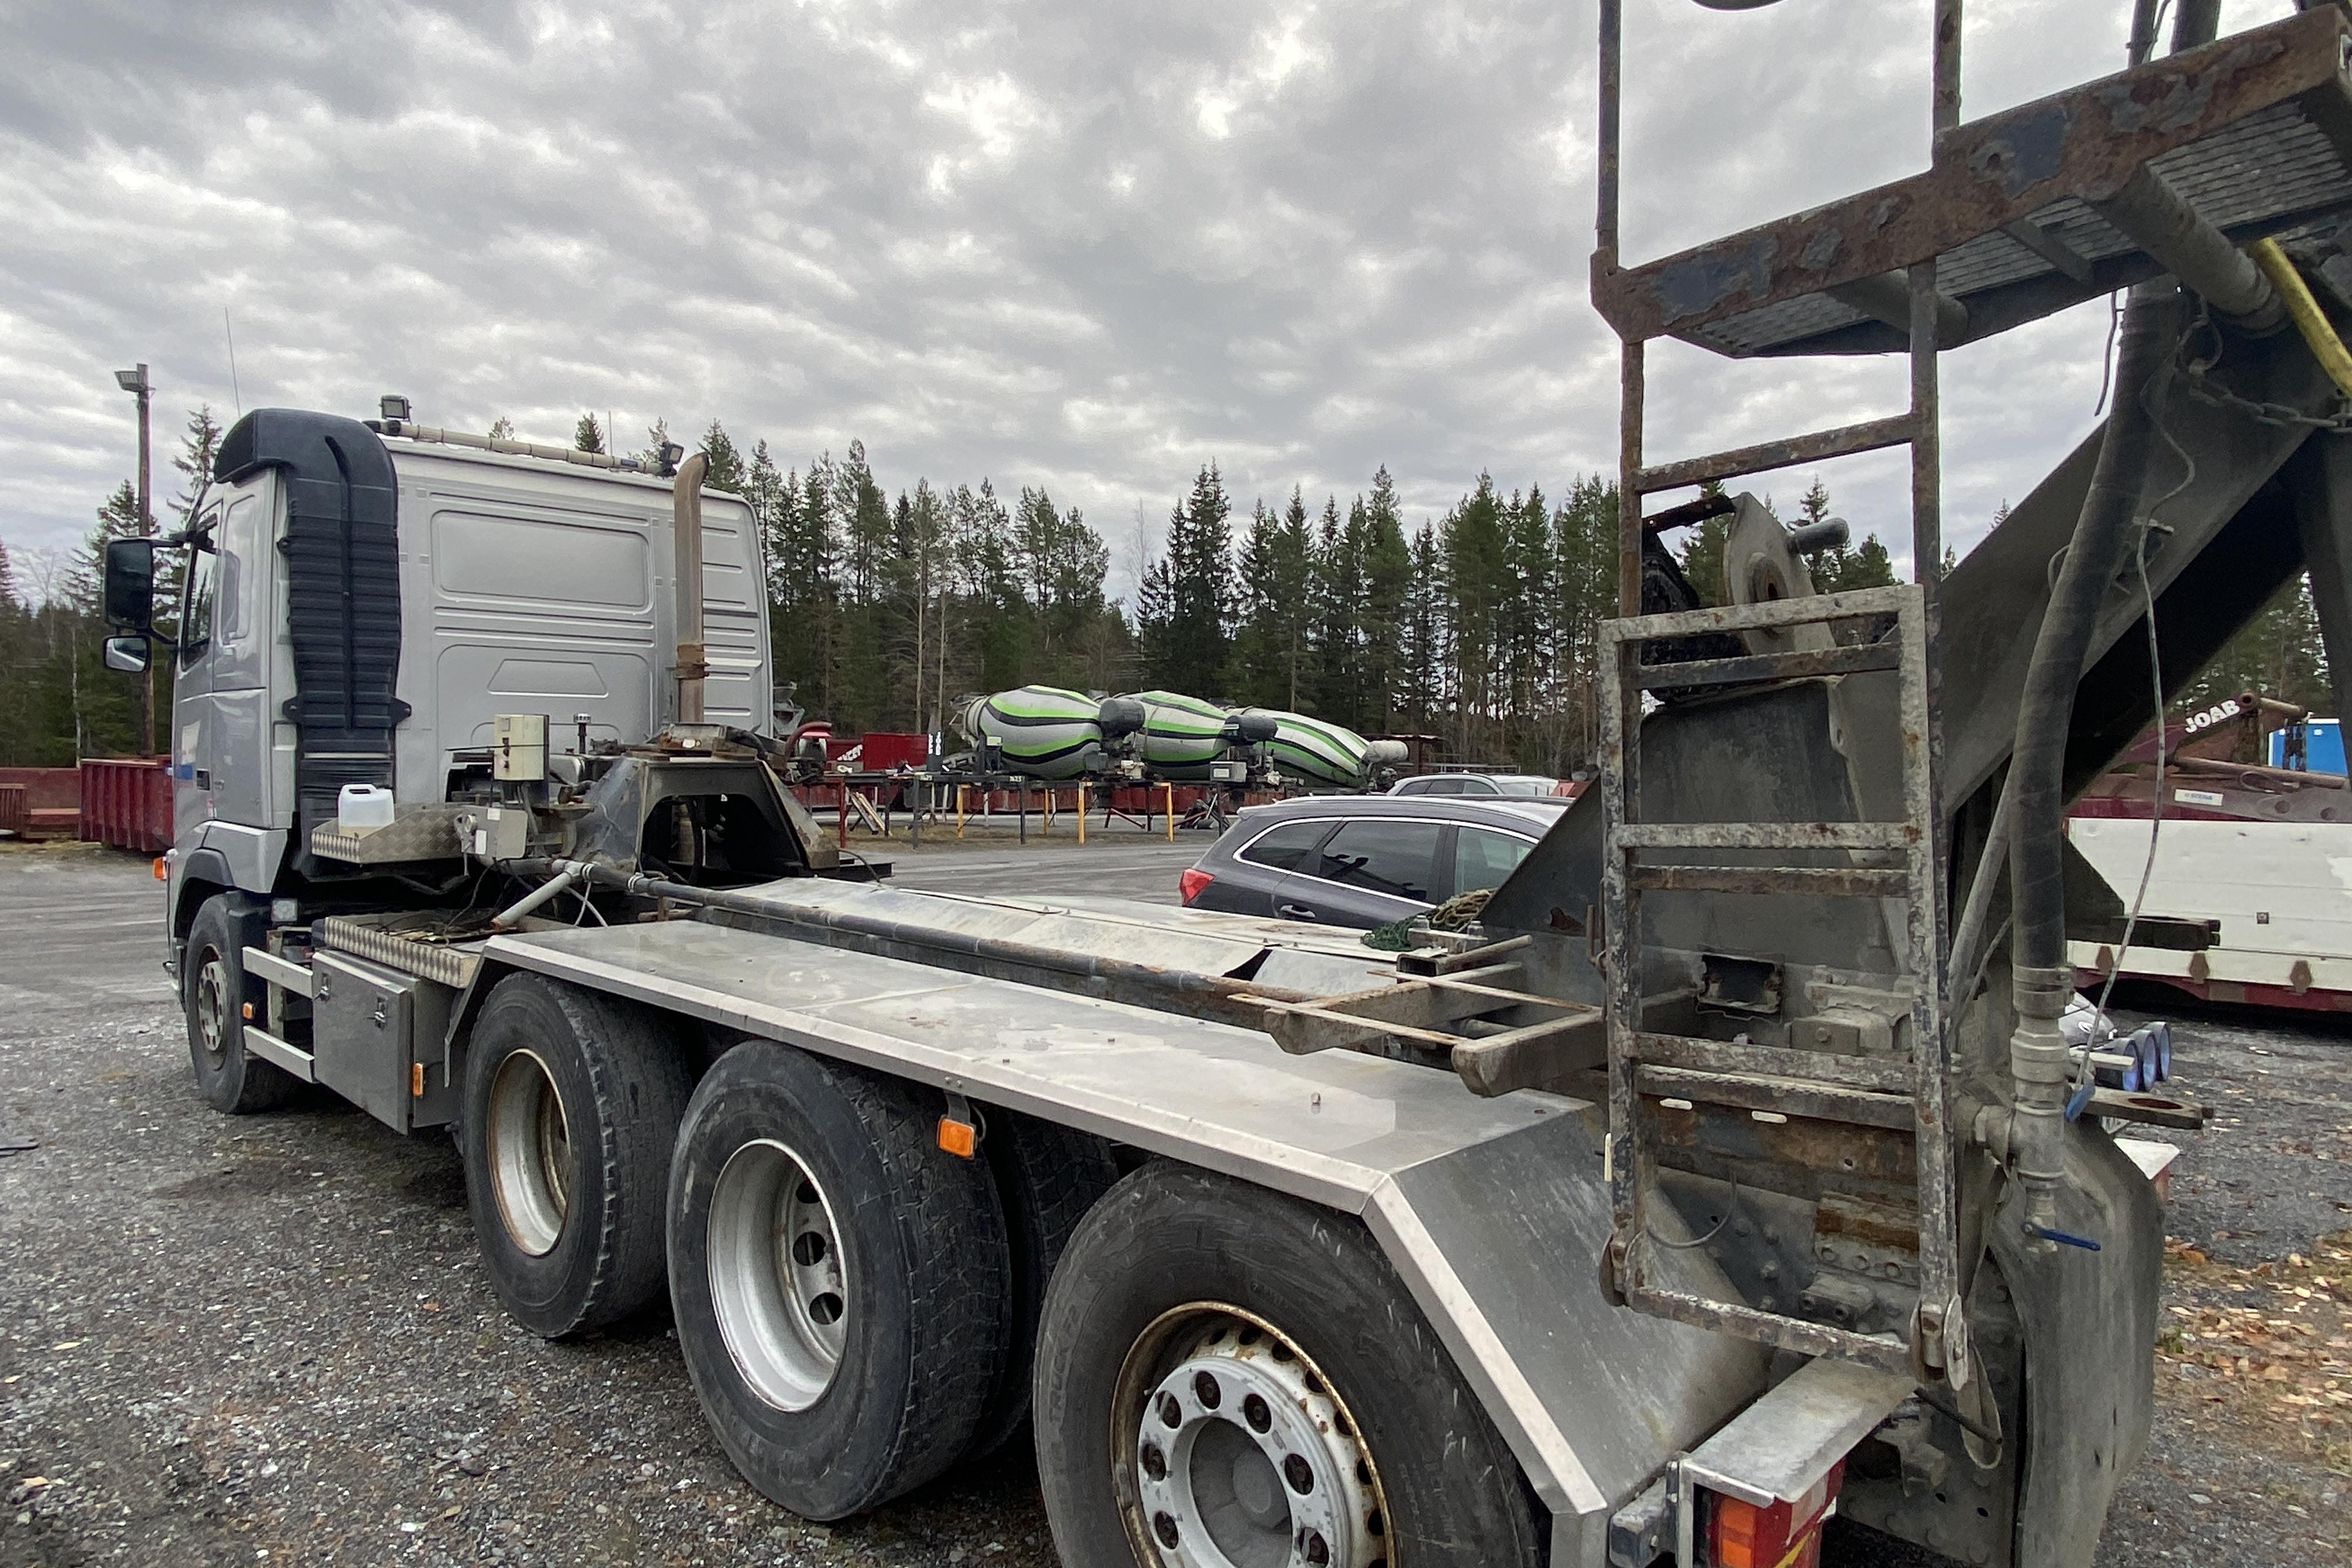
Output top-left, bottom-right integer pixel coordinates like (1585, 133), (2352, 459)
(707, 1138), (848, 1412)
(487, 1049), (571, 1256)
(192, 953), (229, 1070)
(1113, 1303), (1393, 1568)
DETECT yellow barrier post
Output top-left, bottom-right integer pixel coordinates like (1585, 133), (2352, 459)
(956, 785), (967, 839)
(1164, 782), (1175, 839)
(1077, 782), (1088, 845)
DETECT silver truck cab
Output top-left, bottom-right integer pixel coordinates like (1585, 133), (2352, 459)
(117, 407), (770, 950)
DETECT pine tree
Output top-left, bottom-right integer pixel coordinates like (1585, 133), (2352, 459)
(2187, 573), (2333, 714)
(574, 414), (606, 454)
(1307, 496), (1363, 728)
(1676, 481), (1737, 604)
(1553, 474), (1619, 766)
(699, 421), (746, 493)
(639, 419), (674, 473)
(487, 416), (516, 440)
(905, 480), (949, 729)
(1502, 484), (1555, 765)
(1360, 468), (1410, 736)
(1227, 500), (1287, 706)
(1146, 464), (1235, 695)
(1275, 488), (1314, 709)
(1443, 474), (1509, 757)
(169, 407), (225, 533)
(1401, 522), (1446, 736)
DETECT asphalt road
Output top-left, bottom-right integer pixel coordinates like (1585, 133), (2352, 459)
(1, 843), (2344, 1566)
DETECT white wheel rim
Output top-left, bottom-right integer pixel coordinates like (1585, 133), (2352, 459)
(1121, 1307), (1391, 1568)
(707, 1138), (848, 1412)
(487, 1049), (571, 1256)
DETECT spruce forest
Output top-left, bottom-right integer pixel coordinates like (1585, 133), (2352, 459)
(0, 408), (2334, 772)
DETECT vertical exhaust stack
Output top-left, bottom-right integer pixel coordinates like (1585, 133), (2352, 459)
(673, 452), (710, 731)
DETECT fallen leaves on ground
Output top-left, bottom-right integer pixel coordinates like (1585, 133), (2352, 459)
(2158, 1231), (2352, 1478)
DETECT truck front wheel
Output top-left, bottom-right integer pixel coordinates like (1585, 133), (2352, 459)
(667, 1041), (1011, 1520)
(460, 976), (691, 1338)
(184, 894), (296, 1114)
(1035, 1163), (1546, 1568)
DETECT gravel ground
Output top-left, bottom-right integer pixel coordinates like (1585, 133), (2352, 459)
(2, 844), (2346, 1567)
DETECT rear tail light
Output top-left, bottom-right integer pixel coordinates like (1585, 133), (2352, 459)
(1178, 867), (1213, 905)
(1706, 1461), (1843, 1568)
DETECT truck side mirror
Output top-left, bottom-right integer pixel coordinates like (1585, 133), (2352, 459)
(103, 538), (156, 632)
(102, 636), (150, 674)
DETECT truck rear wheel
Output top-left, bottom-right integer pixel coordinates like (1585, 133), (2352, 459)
(964, 1110), (1122, 1462)
(666, 1041), (1010, 1520)
(1035, 1163), (1545, 1568)
(184, 894), (297, 1114)
(460, 975), (691, 1338)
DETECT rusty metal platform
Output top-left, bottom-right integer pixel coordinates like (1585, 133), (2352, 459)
(1592, 9), (2352, 358)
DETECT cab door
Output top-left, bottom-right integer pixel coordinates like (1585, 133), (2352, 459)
(202, 494), (268, 827)
(169, 505), (220, 841)
(169, 492), (269, 836)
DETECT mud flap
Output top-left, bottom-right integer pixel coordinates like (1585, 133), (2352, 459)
(1990, 1121), (2164, 1568)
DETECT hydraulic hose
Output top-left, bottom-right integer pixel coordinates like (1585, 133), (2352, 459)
(2003, 281), (2174, 1235)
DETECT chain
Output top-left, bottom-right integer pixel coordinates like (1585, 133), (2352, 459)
(2172, 308), (2352, 433)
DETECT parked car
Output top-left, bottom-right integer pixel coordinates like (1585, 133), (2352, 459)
(1179, 793), (1569, 928)
(1389, 771), (1568, 797)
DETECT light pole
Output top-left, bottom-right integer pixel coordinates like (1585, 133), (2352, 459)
(115, 364), (153, 757)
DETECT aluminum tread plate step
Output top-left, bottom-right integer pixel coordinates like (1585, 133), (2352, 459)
(1592, 9), (2352, 358)
(484, 918), (1773, 1566)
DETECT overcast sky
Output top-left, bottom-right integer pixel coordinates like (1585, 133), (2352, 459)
(0, 0), (2289, 600)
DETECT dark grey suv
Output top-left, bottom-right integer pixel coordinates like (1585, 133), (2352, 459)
(1178, 794), (1568, 928)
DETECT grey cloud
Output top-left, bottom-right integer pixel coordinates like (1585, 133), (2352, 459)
(0, 0), (2288, 600)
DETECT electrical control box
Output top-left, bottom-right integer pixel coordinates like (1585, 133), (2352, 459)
(456, 804), (532, 862)
(495, 713), (549, 780)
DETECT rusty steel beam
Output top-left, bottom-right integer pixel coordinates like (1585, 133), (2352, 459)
(1589, 8), (2352, 346)
(1635, 1063), (1919, 1131)
(1636, 414), (1917, 495)
(1826, 269), (1968, 340)
(1627, 864), (1913, 898)
(2000, 218), (2095, 285)
(1451, 1010), (1609, 1097)
(1614, 821), (1918, 852)
(1603, 580), (1915, 642)
(1622, 1283), (1916, 1376)
(1630, 640), (1901, 692)
(1633, 1031), (1915, 1093)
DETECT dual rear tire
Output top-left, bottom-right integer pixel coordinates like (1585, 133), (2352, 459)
(1035, 1165), (1546, 1568)
(452, 979), (1542, 1561)
(461, 976), (692, 1338)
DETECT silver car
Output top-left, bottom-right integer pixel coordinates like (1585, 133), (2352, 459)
(1389, 771), (1566, 798)
(1180, 793), (1568, 928)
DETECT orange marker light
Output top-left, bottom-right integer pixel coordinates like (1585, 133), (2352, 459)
(936, 1116), (978, 1158)
(152, 858), (166, 881)
(1707, 1462), (1842, 1568)
(240, 1002), (254, 1020)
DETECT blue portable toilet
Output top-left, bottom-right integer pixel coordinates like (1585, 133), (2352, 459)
(2269, 717), (2346, 775)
